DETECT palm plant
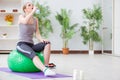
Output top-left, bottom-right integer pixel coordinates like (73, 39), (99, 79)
(80, 4), (103, 52)
(55, 9), (78, 54)
(33, 2), (53, 38)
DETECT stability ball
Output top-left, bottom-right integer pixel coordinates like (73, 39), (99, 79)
(8, 50), (44, 72)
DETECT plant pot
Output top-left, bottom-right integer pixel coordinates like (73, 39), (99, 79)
(89, 50), (94, 55)
(62, 48), (69, 55)
(7, 21), (12, 25)
(13, 9), (18, 12)
(2, 33), (7, 38)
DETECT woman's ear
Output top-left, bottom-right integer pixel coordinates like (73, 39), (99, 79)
(24, 9), (26, 13)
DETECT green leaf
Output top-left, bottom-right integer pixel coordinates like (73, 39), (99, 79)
(33, 2), (53, 38)
(55, 9), (78, 47)
(80, 4), (102, 45)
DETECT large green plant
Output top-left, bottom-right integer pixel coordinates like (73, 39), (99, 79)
(80, 5), (102, 50)
(55, 9), (78, 48)
(33, 2), (53, 38)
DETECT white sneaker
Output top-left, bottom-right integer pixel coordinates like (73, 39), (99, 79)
(44, 68), (56, 76)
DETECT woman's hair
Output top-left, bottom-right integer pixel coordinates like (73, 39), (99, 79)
(22, 2), (32, 13)
(23, 4), (26, 12)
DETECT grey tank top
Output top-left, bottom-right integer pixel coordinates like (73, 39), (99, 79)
(18, 18), (36, 44)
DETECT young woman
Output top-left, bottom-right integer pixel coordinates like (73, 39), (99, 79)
(16, 2), (56, 76)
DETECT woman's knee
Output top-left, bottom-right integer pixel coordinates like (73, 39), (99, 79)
(45, 42), (51, 48)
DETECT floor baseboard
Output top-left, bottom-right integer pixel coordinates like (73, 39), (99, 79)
(103, 50), (112, 54)
(0, 50), (112, 54)
(51, 50), (102, 54)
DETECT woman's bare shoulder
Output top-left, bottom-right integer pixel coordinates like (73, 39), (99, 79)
(18, 14), (25, 24)
(19, 14), (25, 18)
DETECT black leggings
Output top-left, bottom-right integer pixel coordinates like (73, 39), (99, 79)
(16, 42), (50, 59)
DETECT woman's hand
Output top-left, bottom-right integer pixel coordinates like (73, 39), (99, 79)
(41, 39), (50, 43)
(32, 6), (37, 13)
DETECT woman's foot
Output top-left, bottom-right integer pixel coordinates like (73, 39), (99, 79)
(45, 63), (56, 69)
(43, 67), (56, 76)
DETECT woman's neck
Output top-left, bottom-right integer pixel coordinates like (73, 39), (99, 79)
(25, 13), (29, 16)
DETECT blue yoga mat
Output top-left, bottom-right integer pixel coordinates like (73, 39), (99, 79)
(0, 67), (72, 79)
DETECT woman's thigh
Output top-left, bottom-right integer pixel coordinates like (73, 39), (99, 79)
(16, 42), (36, 59)
(32, 42), (50, 52)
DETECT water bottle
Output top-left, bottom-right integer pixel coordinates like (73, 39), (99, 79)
(79, 70), (84, 80)
(35, 9), (40, 14)
(73, 69), (78, 80)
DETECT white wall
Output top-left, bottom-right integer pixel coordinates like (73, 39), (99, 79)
(38, 0), (102, 50)
(23, 0), (102, 50)
(102, 0), (112, 50)
(114, 0), (120, 55)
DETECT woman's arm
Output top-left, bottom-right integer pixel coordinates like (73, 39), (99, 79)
(18, 6), (37, 24)
(35, 18), (49, 43)
(35, 18), (43, 42)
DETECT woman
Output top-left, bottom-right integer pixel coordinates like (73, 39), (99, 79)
(16, 2), (56, 76)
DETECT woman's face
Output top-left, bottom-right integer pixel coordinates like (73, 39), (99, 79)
(24, 2), (34, 13)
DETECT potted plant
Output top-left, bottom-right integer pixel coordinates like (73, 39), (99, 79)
(2, 33), (7, 38)
(55, 9), (78, 54)
(80, 5), (102, 55)
(33, 2), (53, 38)
(4, 14), (14, 25)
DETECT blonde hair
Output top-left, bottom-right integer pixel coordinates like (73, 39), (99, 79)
(22, 2), (32, 13)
